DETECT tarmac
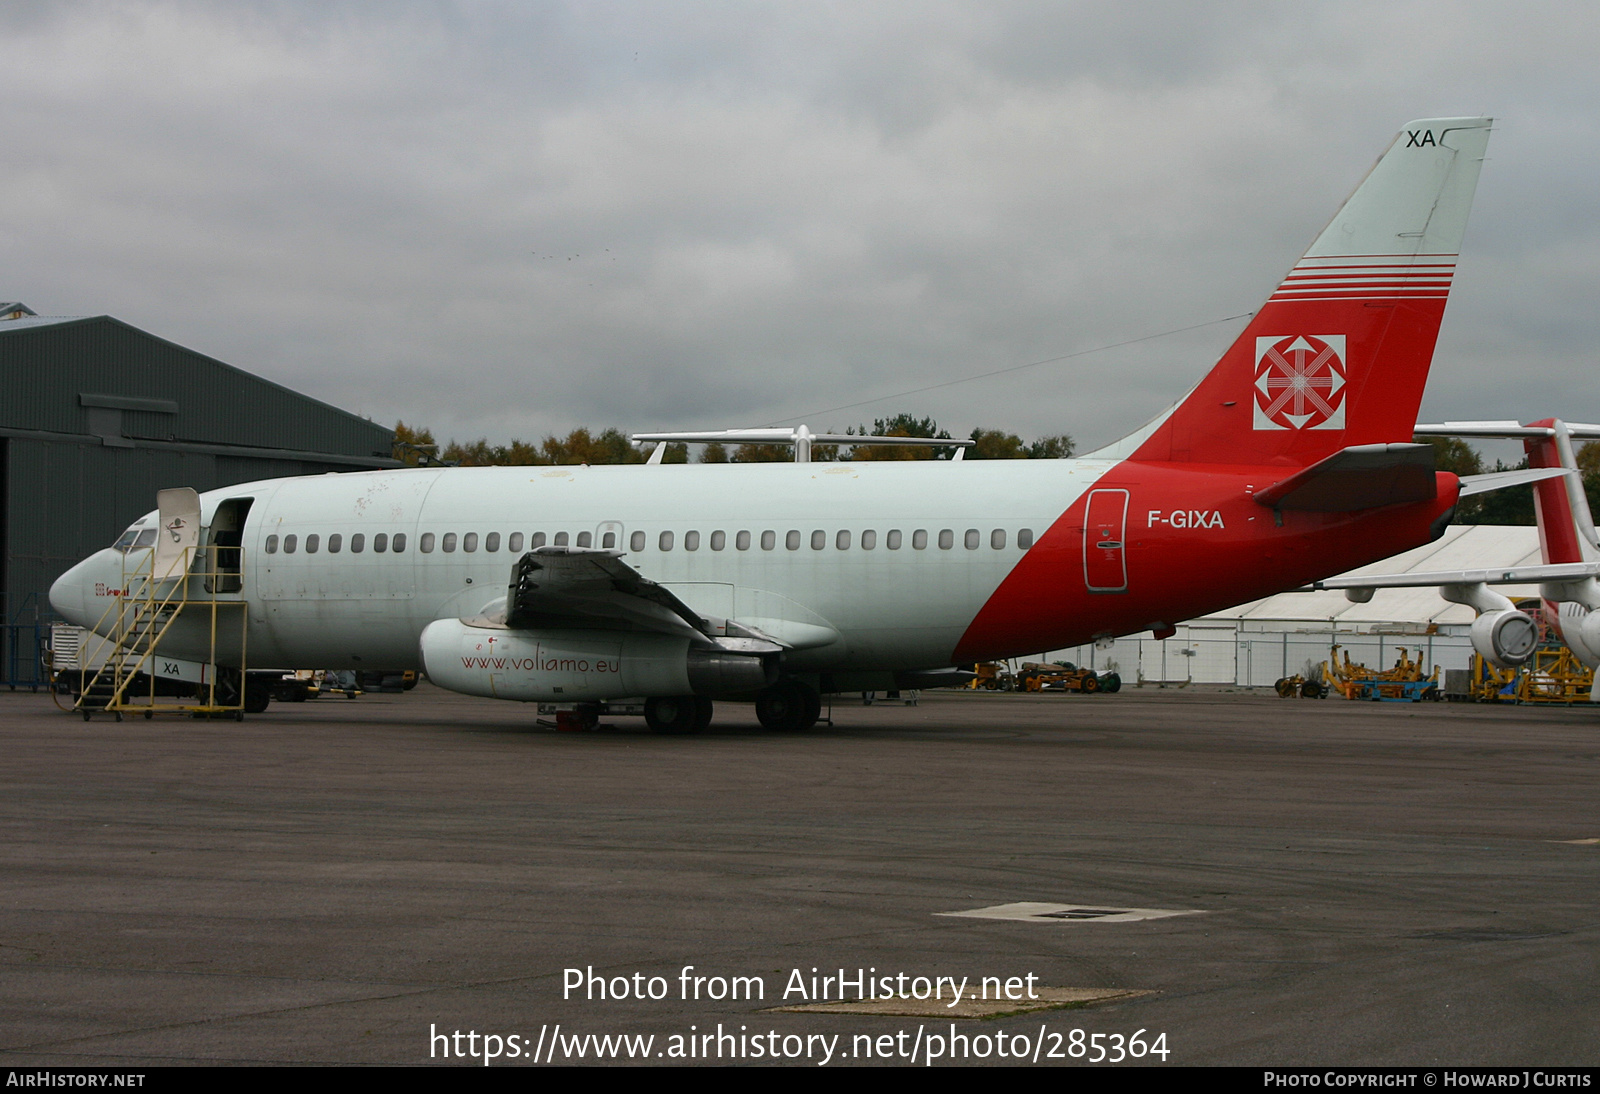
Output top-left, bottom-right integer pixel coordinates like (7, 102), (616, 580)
(1, 683), (1596, 1067)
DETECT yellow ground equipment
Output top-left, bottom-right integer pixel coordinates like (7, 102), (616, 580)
(967, 662), (1017, 691)
(1016, 661), (1121, 694)
(1323, 644), (1441, 702)
(1515, 647), (1595, 703)
(1273, 674), (1326, 699)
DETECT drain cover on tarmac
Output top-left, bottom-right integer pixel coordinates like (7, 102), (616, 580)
(937, 901), (1204, 924)
(772, 987), (1150, 1019)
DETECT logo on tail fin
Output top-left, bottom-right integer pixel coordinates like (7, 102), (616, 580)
(1253, 334), (1347, 431)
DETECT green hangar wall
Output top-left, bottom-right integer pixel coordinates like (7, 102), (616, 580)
(0, 311), (397, 680)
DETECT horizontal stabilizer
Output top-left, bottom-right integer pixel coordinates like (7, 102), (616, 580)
(1253, 444), (1435, 512)
(1457, 466), (1570, 497)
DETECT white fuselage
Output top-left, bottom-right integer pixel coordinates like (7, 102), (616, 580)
(57, 458), (1117, 676)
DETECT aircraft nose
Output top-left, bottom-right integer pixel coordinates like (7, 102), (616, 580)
(49, 556), (95, 626)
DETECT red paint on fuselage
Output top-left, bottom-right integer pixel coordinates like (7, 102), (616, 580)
(954, 466), (1459, 663)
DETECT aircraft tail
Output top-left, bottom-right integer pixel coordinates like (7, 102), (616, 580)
(1127, 117), (1492, 467)
(1524, 419), (1600, 565)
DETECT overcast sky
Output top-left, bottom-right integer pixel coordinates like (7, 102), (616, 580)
(4, 1), (1596, 456)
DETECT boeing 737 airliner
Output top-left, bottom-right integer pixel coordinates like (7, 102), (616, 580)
(52, 117), (1509, 731)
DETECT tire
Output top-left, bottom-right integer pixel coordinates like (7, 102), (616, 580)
(1101, 672), (1121, 693)
(1301, 680), (1324, 699)
(243, 678), (271, 715)
(756, 679), (822, 732)
(1081, 673), (1100, 693)
(645, 695), (699, 734)
(691, 696), (714, 733)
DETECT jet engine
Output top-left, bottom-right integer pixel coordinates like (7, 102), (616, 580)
(419, 619), (775, 702)
(1562, 605), (1600, 667)
(1468, 608), (1538, 669)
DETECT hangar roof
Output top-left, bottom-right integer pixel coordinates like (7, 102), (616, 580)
(0, 313), (393, 461)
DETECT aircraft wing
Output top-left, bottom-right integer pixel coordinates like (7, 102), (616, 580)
(501, 547), (781, 653)
(1305, 561), (1600, 592)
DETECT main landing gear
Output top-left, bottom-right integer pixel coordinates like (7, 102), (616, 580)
(642, 678), (823, 734)
(755, 678), (822, 732)
(644, 695), (714, 734)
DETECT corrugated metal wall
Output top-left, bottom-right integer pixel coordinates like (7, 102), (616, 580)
(0, 318), (392, 456)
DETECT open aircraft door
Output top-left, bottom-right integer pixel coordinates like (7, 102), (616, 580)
(1084, 488), (1129, 594)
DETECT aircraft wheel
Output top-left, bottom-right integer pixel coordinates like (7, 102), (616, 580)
(645, 695), (700, 734)
(692, 696), (714, 733)
(756, 679), (821, 732)
(244, 679), (271, 715)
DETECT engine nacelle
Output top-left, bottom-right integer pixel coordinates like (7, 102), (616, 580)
(1567, 607), (1600, 668)
(419, 620), (776, 701)
(1469, 609), (1538, 669)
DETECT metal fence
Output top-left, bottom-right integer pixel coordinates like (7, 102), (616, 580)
(1, 623), (49, 690)
(1043, 621), (1475, 689)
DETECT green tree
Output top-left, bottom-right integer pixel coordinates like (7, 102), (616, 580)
(392, 420), (438, 465)
(1027, 434), (1075, 459)
(967, 429), (1028, 460)
(848, 414), (955, 461)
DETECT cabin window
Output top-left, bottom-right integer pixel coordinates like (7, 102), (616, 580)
(912, 530), (927, 550)
(684, 531), (700, 551)
(577, 531), (592, 548)
(420, 533), (435, 553)
(861, 530), (876, 550)
(602, 531), (616, 549)
(786, 530), (800, 551)
(392, 532), (406, 553)
(761, 530), (776, 551)
(283, 534), (297, 554)
(374, 533), (389, 553)
(964, 529), (980, 550)
(442, 533), (457, 553)
(351, 533), (365, 553)
(939, 529), (954, 550)
(265, 535), (279, 554)
(485, 532), (501, 552)
(1018, 528), (1034, 549)
(554, 532), (569, 547)
(886, 530), (902, 550)
(710, 531), (725, 551)
(836, 530), (850, 550)
(328, 533), (342, 553)
(990, 529), (1006, 550)
(810, 530), (825, 550)
(736, 531), (750, 550)
(305, 534), (319, 554)
(630, 531), (645, 552)
(659, 530), (674, 551)
(510, 532), (525, 553)
(531, 532), (546, 548)
(462, 532), (478, 553)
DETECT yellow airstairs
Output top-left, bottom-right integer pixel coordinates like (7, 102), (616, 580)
(61, 490), (252, 721)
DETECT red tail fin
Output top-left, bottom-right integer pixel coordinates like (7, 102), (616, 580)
(1124, 118), (1491, 467)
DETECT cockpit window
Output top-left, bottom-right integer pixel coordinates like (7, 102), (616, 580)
(113, 523), (157, 552)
